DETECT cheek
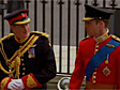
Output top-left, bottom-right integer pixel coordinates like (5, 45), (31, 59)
(26, 26), (30, 31)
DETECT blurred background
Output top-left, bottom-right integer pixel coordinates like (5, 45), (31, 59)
(0, 0), (120, 89)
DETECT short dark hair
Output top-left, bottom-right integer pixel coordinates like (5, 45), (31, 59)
(95, 19), (109, 28)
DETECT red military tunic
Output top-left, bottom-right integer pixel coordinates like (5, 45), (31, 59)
(69, 34), (120, 89)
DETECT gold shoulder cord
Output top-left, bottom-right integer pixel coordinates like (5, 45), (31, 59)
(0, 41), (15, 76)
(0, 35), (39, 78)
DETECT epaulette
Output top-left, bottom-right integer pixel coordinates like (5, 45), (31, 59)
(111, 35), (120, 42)
(0, 33), (14, 42)
(82, 36), (89, 41)
(31, 31), (49, 38)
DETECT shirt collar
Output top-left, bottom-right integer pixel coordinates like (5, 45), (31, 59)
(14, 35), (29, 44)
(94, 28), (109, 43)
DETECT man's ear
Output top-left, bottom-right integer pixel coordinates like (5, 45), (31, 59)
(99, 20), (104, 26)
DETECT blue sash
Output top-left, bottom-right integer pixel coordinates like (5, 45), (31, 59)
(86, 39), (120, 81)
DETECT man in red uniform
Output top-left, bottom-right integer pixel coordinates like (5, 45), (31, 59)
(69, 4), (120, 89)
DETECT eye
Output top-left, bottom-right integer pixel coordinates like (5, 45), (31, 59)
(85, 21), (91, 24)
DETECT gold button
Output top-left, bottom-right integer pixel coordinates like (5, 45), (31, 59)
(22, 63), (25, 66)
(22, 72), (25, 75)
(19, 46), (22, 48)
(93, 80), (96, 84)
(93, 72), (97, 75)
(95, 49), (98, 52)
(21, 59), (24, 61)
(96, 45), (99, 48)
(93, 76), (96, 79)
(22, 67), (26, 71)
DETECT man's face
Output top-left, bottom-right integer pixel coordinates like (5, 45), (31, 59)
(11, 23), (30, 39)
(85, 20), (100, 37)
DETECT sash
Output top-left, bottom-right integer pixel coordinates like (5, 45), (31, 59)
(86, 39), (120, 81)
(0, 34), (39, 78)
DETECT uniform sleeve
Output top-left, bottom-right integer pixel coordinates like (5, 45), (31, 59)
(69, 41), (85, 89)
(0, 49), (12, 90)
(21, 37), (56, 89)
(117, 51), (120, 89)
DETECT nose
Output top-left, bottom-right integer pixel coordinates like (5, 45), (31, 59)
(22, 24), (29, 31)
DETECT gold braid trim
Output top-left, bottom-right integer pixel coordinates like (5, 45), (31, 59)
(111, 35), (120, 42)
(1, 77), (11, 90)
(0, 62), (15, 74)
(0, 35), (39, 78)
(0, 33), (14, 41)
(0, 35), (15, 75)
(27, 75), (38, 88)
(31, 31), (49, 38)
(8, 34), (39, 78)
(6, 35), (39, 64)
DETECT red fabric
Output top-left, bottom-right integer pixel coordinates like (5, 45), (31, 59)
(8, 14), (27, 24)
(69, 35), (120, 89)
(0, 77), (12, 89)
(22, 73), (42, 89)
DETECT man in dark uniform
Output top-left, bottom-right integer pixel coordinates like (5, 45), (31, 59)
(0, 9), (56, 90)
(69, 5), (120, 89)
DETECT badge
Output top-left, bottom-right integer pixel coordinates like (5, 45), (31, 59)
(28, 47), (35, 58)
(103, 66), (111, 76)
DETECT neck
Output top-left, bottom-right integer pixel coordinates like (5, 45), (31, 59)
(14, 35), (30, 44)
(94, 28), (109, 43)
(95, 28), (107, 38)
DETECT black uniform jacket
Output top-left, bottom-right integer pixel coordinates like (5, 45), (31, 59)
(0, 32), (56, 89)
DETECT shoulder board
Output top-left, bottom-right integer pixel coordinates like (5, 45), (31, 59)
(31, 31), (49, 38)
(0, 33), (14, 42)
(82, 36), (89, 41)
(111, 35), (120, 42)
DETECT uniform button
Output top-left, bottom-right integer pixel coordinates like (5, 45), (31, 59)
(93, 76), (96, 79)
(19, 46), (22, 48)
(22, 67), (26, 71)
(21, 59), (24, 61)
(93, 80), (96, 84)
(95, 49), (98, 52)
(22, 63), (25, 66)
(93, 72), (97, 75)
(22, 72), (25, 75)
(96, 45), (99, 48)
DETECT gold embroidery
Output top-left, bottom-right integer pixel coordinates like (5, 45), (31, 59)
(95, 33), (109, 43)
(27, 75), (38, 88)
(31, 31), (49, 38)
(1, 77), (10, 90)
(49, 43), (51, 46)
(0, 33), (14, 41)
(0, 35), (39, 78)
(112, 35), (120, 42)
(106, 44), (115, 48)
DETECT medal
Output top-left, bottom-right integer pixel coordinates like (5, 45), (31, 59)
(103, 54), (111, 76)
(103, 66), (111, 76)
(28, 47), (35, 58)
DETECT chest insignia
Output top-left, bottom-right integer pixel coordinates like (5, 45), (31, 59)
(102, 66), (111, 76)
(28, 47), (35, 58)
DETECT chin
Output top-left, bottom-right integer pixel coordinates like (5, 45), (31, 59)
(25, 33), (30, 37)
